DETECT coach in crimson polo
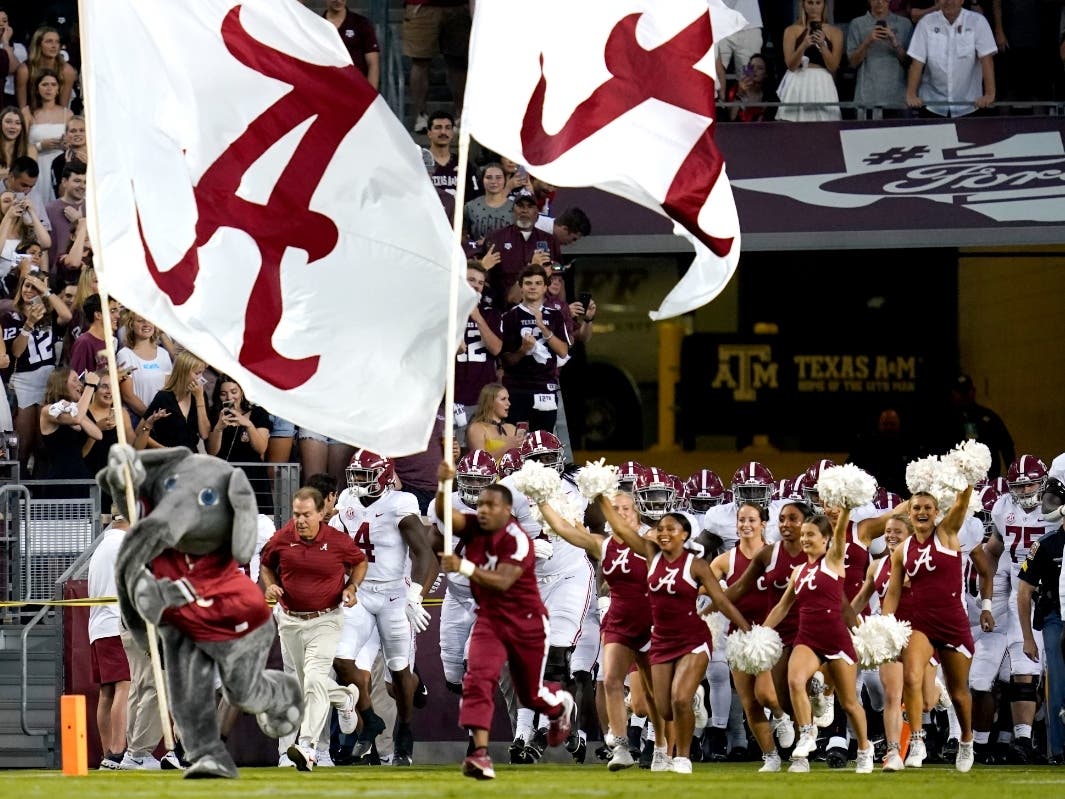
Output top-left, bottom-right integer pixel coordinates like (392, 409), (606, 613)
(260, 488), (368, 767)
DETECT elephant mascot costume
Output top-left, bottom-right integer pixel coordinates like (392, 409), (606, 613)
(100, 444), (302, 778)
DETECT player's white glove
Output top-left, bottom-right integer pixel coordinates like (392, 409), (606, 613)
(684, 538), (705, 558)
(429, 572), (444, 593)
(405, 583), (431, 633)
(596, 595), (611, 623)
(533, 537), (554, 560)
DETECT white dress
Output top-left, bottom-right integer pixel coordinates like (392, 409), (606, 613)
(28, 121), (66, 207)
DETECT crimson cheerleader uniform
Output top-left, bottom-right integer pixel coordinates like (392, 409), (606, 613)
(724, 546), (768, 629)
(901, 532), (974, 656)
(599, 536), (651, 651)
(647, 550), (712, 665)
(764, 542), (806, 647)
(792, 557), (858, 663)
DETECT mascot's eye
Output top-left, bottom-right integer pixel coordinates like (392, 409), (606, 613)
(163, 476), (178, 491)
(198, 488), (219, 507)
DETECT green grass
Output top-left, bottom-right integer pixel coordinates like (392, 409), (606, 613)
(2, 763), (1064, 799)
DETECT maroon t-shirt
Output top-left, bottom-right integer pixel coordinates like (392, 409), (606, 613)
(483, 225), (562, 306)
(458, 512), (545, 624)
(260, 520), (366, 612)
(455, 302), (502, 405)
(150, 549), (272, 642)
(326, 9), (379, 78)
(500, 303), (570, 393)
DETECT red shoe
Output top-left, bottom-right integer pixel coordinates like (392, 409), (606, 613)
(547, 691), (575, 747)
(462, 748), (495, 780)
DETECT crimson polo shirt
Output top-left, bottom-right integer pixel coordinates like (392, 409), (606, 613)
(260, 519), (366, 612)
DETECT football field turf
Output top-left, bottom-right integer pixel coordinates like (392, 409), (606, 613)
(2, 763), (1064, 799)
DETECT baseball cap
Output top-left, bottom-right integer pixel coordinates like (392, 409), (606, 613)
(513, 190), (537, 205)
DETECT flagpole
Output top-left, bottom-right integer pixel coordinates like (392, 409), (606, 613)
(441, 125), (472, 556)
(78, 0), (175, 754)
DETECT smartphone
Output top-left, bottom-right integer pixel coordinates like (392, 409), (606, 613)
(810, 20), (822, 31)
(77, 370), (87, 382)
(875, 20), (888, 28)
(577, 291), (592, 308)
(743, 64), (755, 79)
(535, 241), (550, 254)
(515, 165), (528, 181)
(516, 421), (530, 435)
(222, 400), (234, 411)
(197, 376), (207, 386)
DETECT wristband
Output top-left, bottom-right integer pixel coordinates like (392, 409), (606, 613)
(981, 598), (992, 612)
(458, 559), (475, 578)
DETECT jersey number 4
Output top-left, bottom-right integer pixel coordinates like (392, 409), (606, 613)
(352, 522), (375, 563)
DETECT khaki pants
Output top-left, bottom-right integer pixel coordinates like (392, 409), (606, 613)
(277, 608), (350, 748)
(120, 630), (172, 755)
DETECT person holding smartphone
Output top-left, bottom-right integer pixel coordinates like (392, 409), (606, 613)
(207, 375), (273, 513)
(847, 0), (913, 117)
(465, 382), (525, 460)
(778, 0), (844, 122)
(725, 53), (778, 122)
(136, 350), (209, 452)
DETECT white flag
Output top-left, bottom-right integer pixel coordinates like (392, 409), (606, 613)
(82, 0), (476, 456)
(465, 0), (744, 320)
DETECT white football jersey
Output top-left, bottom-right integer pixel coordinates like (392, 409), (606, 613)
(427, 492), (475, 590)
(1049, 452), (1064, 483)
(536, 478), (593, 578)
(962, 546), (1011, 627)
(991, 494), (1058, 571)
(331, 489), (420, 583)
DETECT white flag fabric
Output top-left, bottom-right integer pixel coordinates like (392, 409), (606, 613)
(82, 0), (476, 456)
(465, 0), (744, 320)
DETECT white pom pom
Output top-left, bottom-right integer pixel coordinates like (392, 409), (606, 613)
(906, 456), (939, 495)
(552, 491), (586, 527)
(510, 460), (563, 505)
(725, 625), (783, 674)
(850, 615), (911, 669)
(704, 611), (728, 653)
(577, 458), (620, 500)
(816, 464), (877, 509)
(944, 440), (992, 486)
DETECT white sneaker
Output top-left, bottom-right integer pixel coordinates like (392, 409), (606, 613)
(955, 740), (975, 773)
(316, 748), (335, 767)
(855, 745), (875, 774)
(759, 751), (782, 772)
(670, 756), (693, 774)
(160, 750), (184, 770)
(118, 751), (161, 770)
(692, 685), (709, 729)
(791, 728), (818, 759)
(811, 694), (834, 728)
(772, 713), (795, 748)
(787, 756), (810, 773)
(337, 684), (360, 735)
(882, 748), (905, 772)
(99, 756), (121, 770)
(278, 753), (295, 768)
(650, 749), (672, 772)
(904, 736), (926, 769)
(412, 112), (429, 135)
(287, 743), (317, 772)
(608, 741), (634, 771)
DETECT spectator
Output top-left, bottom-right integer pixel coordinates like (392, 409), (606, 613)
(725, 53), (779, 121)
(534, 206), (591, 246)
(15, 26), (77, 109)
(297, 425), (352, 500)
(259, 487), (367, 772)
(302, 472), (340, 522)
(483, 192), (561, 307)
(426, 110), (478, 199)
(37, 364), (101, 481)
(87, 515), (131, 770)
(544, 272), (595, 466)
(716, 0), (765, 101)
(206, 374), (272, 514)
(115, 312), (173, 422)
(44, 157), (83, 270)
(63, 262), (95, 343)
(848, 0), (913, 115)
(463, 163), (512, 243)
(847, 407), (920, 495)
(23, 68), (71, 208)
(1, 269), (70, 469)
(0, 104), (36, 179)
(403, 1), (470, 134)
(136, 349), (209, 452)
(945, 374), (1014, 478)
(455, 261), (502, 442)
(498, 156), (532, 197)
(778, 0), (844, 121)
(464, 383), (524, 460)
(0, 11), (25, 109)
(1, 158), (53, 250)
(82, 371), (134, 511)
(66, 292), (118, 376)
(499, 264), (571, 433)
(48, 114), (84, 196)
(906, 0), (997, 116)
(323, 1), (380, 89)
(990, 0), (1056, 103)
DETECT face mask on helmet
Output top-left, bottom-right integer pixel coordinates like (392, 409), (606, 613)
(346, 466), (383, 498)
(635, 487), (676, 520)
(1009, 479), (1044, 510)
(735, 483), (772, 508)
(1040, 478), (1064, 517)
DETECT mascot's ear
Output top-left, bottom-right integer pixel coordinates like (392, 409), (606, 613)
(228, 468), (259, 565)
